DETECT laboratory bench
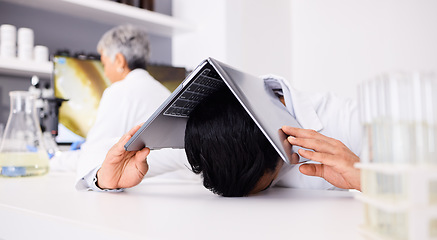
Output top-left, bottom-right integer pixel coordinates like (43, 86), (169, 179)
(0, 171), (365, 240)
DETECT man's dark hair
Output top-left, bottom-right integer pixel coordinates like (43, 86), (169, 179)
(184, 88), (280, 197)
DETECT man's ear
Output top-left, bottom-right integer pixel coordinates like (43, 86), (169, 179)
(114, 53), (127, 69)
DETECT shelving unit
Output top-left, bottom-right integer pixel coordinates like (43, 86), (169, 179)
(0, 0), (195, 79)
(0, 58), (53, 79)
(0, 0), (194, 37)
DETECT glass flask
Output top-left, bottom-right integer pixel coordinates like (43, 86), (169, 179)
(0, 91), (49, 177)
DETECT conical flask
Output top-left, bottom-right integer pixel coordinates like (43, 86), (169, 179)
(0, 91), (49, 177)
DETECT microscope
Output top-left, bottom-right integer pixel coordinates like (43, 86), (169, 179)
(29, 75), (67, 158)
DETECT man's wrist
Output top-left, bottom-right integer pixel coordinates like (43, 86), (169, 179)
(95, 168), (112, 190)
(95, 169), (104, 189)
(93, 168), (124, 192)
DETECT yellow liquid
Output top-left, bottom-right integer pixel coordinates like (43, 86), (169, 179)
(0, 152), (49, 177)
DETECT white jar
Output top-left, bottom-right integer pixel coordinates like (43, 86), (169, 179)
(17, 27), (34, 47)
(33, 45), (49, 62)
(0, 43), (16, 59)
(0, 24), (16, 44)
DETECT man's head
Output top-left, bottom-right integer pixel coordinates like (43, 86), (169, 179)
(184, 88), (283, 197)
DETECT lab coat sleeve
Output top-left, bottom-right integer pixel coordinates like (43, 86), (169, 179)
(77, 165), (124, 192)
(75, 137), (118, 190)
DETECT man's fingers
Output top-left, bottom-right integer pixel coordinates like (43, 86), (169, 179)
(117, 125), (143, 146)
(134, 147), (150, 162)
(299, 163), (324, 178)
(287, 136), (336, 155)
(133, 148), (151, 176)
(127, 124), (142, 136)
(123, 125), (142, 142)
(282, 126), (331, 141)
(297, 149), (339, 166)
(290, 152), (300, 164)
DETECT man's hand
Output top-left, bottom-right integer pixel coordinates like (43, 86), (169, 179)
(282, 126), (361, 191)
(97, 125), (150, 189)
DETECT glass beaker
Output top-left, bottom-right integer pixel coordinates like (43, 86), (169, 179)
(0, 91), (49, 177)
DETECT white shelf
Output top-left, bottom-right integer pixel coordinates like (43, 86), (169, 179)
(0, 0), (194, 37)
(0, 58), (53, 79)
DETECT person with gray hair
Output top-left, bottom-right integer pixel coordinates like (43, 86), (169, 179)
(84, 24), (170, 142)
(50, 25), (171, 172)
(97, 24), (150, 76)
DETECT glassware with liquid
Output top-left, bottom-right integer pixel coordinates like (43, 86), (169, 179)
(358, 72), (437, 239)
(0, 91), (49, 177)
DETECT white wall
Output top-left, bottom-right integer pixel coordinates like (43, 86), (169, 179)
(291, 0), (437, 99)
(172, 0), (228, 69)
(172, 0), (293, 80)
(173, 1), (437, 100)
(225, 0), (292, 79)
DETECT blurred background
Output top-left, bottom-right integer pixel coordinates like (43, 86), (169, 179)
(0, 0), (436, 139)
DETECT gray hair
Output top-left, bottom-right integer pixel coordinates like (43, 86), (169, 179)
(97, 25), (150, 70)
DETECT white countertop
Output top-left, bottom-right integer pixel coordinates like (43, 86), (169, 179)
(0, 172), (365, 240)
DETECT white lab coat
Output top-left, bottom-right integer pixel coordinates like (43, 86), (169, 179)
(52, 69), (171, 172)
(86, 68), (171, 142)
(75, 76), (362, 191)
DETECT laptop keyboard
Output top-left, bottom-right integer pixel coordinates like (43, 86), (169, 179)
(164, 68), (225, 117)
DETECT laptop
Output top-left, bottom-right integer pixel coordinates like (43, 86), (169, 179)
(125, 58), (302, 164)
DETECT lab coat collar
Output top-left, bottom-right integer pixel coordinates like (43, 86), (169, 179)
(109, 68), (150, 88)
(262, 74), (324, 132)
(124, 68), (150, 81)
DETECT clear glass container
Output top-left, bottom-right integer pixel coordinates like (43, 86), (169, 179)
(0, 91), (49, 177)
(359, 72), (437, 165)
(431, 218), (437, 238)
(361, 169), (408, 203)
(364, 203), (408, 240)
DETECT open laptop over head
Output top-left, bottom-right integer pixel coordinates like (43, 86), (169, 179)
(125, 58), (302, 164)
